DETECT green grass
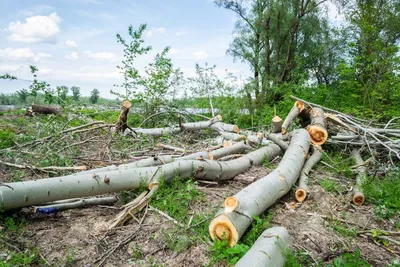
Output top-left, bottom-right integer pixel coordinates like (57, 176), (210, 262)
(320, 178), (339, 192)
(362, 172), (400, 220)
(0, 128), (15, 149)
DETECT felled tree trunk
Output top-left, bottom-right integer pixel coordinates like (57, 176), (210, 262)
(266, 133), (289, 151)
(235, 227), (292, 267)
(115, 100), (132, 133)
(307, 107), (328, 145)
(352, 150), (366, 206)
(295, 146), (322, 202)
(208, 141), (251, 160)
(281, 101), (305, 134)
(209, 129), (310, 246)
(26, 105), (61, 116)
(0, 144), (281, 211)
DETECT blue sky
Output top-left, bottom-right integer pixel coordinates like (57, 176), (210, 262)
(0, 0), (251, 97)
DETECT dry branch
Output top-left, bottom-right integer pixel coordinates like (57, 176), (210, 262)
(209, 129), (310, 246)
(235, 227), (292, 267)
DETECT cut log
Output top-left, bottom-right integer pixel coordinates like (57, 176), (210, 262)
(115, 100), (132, 133)
(209, 129), (310, 246)
(34, 196), (118, 214)
(271, 116), (283, 133)
(295, 146), (322, 202)
(208, 141), (251, 160)
(307, 107), (328, 145)
(0, 144), (281, 211)
(352, 150), (366, 206)
(235, 227), (292, 267)
(26, 105), (61, 116)
(281, 101), (305, 134)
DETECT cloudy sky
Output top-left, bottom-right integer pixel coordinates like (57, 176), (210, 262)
(0, 0), (252, 97)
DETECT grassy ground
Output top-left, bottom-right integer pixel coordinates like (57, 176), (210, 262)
(0, 108), (399, 266)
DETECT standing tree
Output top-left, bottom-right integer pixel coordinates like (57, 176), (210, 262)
(71, 86), (81, 101)
(188, 63), (222, 117)
(90, 88), (100, 104)
(112, 24), (152, 100)
(29, 65), (55, 104)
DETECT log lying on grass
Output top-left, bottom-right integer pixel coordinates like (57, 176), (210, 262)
(0, 144), (281, 211)
(209, 129), (310, 246)
(235, 227), (292, 267)
(115, 100), (132, 133)
(295, 146), (322, 202)
(352, 150), (367, 206)
(281, 101), (305, 134)
(26, 104), (61, 116)
(126, 115), (240, 136)
(307, 107), (328, 145)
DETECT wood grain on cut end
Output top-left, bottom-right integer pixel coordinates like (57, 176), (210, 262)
(233, 125), (240, 134)
(295, 188), (307, 202)
(307, 125), (328, 145)
(209, 214), (239, 247)
(121, 100), (132, 109)
(295, 101), (306, 112)
(352, 193), (365, 206)
(223, 140), (233, 147)
(216, 114), (223, 121)
(224, 197), (238, 212)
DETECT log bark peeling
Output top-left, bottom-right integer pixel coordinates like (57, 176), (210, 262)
(295, 146), (322, 202)
(209, 129), (310, 246)
(0, 144), (281, 210)
(307, 107), (328, 145)
(235, 227), (292, 267)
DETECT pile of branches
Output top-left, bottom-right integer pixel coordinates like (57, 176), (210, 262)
(0, 96), (398, 266)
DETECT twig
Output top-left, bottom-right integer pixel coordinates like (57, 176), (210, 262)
(148, 205), (185, 228)
(0, 160), (87, 173)
(0, 238), (22, 252)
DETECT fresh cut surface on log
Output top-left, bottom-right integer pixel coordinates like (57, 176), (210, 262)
(0, 143), (281, 210)
(235, 226), (292, 267)
(307, 107), (328, 145)
(281, 101), (305, 134)
(209, 129), (311, 246)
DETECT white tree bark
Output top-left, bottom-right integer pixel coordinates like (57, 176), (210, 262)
(235, 227), (292, 267)
(295, 146), (322, 202)
(281, 101), (305, 134)
(352, 150), (366, 206)
(0, 144), (281, 210)
(209, 129), (310, 246)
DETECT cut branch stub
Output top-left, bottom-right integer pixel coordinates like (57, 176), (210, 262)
(352, 150), (366, 206)
(307, 107), (328, 145)
(272, 116), (283, 133)
(209, 129), (310, 246)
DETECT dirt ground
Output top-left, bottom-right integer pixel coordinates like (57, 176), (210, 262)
(2, 164), (397, 267)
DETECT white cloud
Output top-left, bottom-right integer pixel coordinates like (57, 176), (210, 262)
(0, 65), (23, 73)
(175, 31), (187, 36)
(6, 12), (61, 43)
(169, 48), (180, 55)
(65, 52), (79, 60)
(65, 40), (78, 48)
(19, 4), (53, 16)
(0, 48), (51, 62)
(146, 27), (166, 37)
(84, 50), (117, 61)
(192, 50), (208, 60)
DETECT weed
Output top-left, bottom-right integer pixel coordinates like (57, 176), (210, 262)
(329, 220), (357, 238)
(363, 172), (400, 220)
(320, 178), (338, 192)
(209, 238), (249, 266)
(284, 248), (320, 267)
(0, 128), (14, 149)
(327, 249), (369, 267)
(241, 213), (274, 246)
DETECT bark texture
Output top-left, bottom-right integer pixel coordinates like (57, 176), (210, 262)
(352, 150), (366, 206)
(235, 227), (292, 267)
(26, 105), (61, 116)
(115, 100), (132, 133)
(209, 129), (310, 246)
(307, 107), (328, 145)
(281, 101), (305, 134)
(0, 144), (281, 210)
(295, 146), (322, 202)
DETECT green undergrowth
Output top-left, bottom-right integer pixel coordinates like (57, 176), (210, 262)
(209, 213), (275, 266)
(362, 172), (400, 220)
